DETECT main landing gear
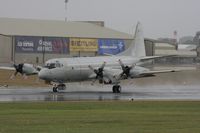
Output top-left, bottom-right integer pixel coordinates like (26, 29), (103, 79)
(112, 85), (121, 93)
(53, 84), (66, 92)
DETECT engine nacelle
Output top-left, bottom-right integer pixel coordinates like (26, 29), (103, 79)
(22, 64), (38, 75)
(129, 66), (149, 78)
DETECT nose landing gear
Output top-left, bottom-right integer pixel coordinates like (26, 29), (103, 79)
(53, 84), (66, 92)
(53, 87), (58, 92)
(112, 85), (121, 93)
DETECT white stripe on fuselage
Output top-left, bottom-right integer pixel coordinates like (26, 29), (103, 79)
(50, 56), (139, 68)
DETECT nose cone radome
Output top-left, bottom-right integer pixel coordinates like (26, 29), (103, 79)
(38, 68), (49, 80)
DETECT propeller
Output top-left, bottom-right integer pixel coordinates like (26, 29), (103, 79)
(88, 62), (106, 85)
(35, 65), (42, 72)
(10, 63), (25, 79)
(118, 59), (135, 79)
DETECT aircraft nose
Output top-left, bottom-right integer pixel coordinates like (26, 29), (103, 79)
(38, 68), (48, 80)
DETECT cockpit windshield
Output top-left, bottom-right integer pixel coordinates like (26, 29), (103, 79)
(45, 61), (63, 69)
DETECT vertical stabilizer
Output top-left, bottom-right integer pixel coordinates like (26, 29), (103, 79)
(117, 22), (146, 57)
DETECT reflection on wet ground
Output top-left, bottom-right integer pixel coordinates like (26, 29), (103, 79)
(0, 85), (200, 101)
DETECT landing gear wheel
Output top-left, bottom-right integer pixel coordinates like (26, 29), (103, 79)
(52, 84), (66, 92)
(112, 85), (121, 93)
(53, 87), (58, 92)
(57, 84), (66, 90)
(117, 85), (121, 93)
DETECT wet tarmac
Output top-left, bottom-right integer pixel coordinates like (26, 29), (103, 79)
(0, 67), (200, 101)
(0, 84), (200, 101)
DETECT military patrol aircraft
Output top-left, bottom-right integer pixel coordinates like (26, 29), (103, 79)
(37, 22), (176, 93)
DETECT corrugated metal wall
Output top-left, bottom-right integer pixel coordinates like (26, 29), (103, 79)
(0, 35), (12, 63)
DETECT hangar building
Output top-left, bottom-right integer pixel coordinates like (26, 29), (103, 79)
(0, 18), (154, 64)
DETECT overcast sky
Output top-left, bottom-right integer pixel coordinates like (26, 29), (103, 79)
(0, 0), (199, 39)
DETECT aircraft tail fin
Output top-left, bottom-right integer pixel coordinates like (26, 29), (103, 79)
(117, 22), (146, 57)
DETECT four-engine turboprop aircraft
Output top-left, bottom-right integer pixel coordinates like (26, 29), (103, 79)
(37, 22), (177, 93)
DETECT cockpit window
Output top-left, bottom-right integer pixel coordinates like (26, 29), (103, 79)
(55, 61), (61, 68)
(44, 61), (63, 69)
(50, 63), (56, 69)
(45, 63), (56, 69)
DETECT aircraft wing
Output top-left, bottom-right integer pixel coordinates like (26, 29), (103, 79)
(140, 55), (176, 62)
(102, 68), (178, 83)
(0, 64), (39, 78)
(0, 66), (15, 71)
(138, 69), (177, 76)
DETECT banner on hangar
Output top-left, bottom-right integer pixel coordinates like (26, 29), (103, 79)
(15, 36), (69, 54)
(69, 38), (98, 52)
(98, 39), (125, 55)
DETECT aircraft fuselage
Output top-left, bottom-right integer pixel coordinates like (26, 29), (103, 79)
(38, 56), (140, 83)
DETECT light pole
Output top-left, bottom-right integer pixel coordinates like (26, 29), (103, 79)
(65, 0), (69, 21)
(42, 37), (45, 64)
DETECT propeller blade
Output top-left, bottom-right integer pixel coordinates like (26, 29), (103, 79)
(22, 74), (28, 79)
(13, 63), (24, 74)
(100, 62), (106, 70)
(88, 65), (99, 75)
(88, 62), (106, 85)
(13, 64), (17, 69)
(119, 71), (124, 77)
(10, 74), (15, 80)
(88, 65), (95, 71)
(91, 78), (97, 85)
(14, 71), (18, 76)
(118, 59), (125, 71)
(130, 63), (136, 69)
(10, 71), (18, 79)
(118, 60), (135, 79)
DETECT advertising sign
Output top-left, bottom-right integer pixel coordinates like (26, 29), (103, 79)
(69, 38), (98, 52)
(15, 36), (69, 54)
(98, 39), (125, 55)
(39, 37), (69, 54)
(15, 36), (37, 53)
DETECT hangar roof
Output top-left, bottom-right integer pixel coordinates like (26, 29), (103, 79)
(0, 17), (133, 39)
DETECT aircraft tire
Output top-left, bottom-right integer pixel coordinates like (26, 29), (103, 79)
(112, 86), (116, 93)
(57, 84), (66, 90)
(112, 85), (121, 93)
(116, 85), (121, 93)
(53, 87), (58, 92)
